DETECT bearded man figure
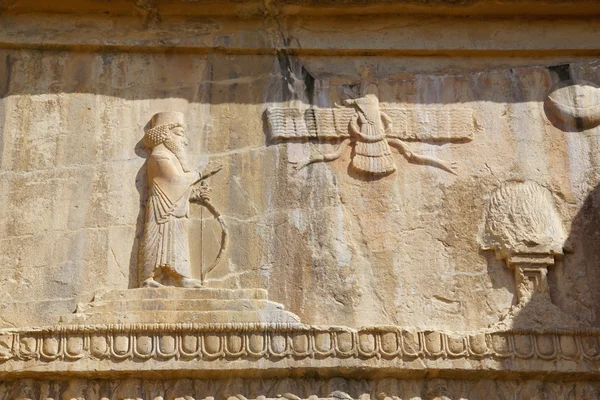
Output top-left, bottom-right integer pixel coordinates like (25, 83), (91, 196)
(138, 112), (220, 288)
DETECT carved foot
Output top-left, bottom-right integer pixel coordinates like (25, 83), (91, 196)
(181, 277), (203, 288)
(141, 278), (163, 288)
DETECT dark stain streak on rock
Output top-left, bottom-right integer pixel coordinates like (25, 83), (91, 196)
(2, 53), (13, 98)
(277, 51), (315, 104)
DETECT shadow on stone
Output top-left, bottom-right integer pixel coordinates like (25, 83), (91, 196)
(129, 138), (150, 289)
(479, 180), (585, 330)
(561, 183), (600, 328)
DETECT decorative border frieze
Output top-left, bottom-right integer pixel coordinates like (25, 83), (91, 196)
(1, 323), (599, 365)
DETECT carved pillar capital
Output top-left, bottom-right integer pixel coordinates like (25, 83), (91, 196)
(506, 253), (555, 305)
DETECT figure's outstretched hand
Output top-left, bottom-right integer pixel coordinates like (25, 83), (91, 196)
(202, 164), (222, 179)
(192, 164), (223, 186)
(193, 163), (222, 184)
(290, 160), (309, 171)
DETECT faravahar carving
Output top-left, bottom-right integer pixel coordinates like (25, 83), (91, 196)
(139, 112), (226, 288)
(267, 94), (475, 175)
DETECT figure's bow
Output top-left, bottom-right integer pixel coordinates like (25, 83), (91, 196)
(190, 180), (229, 284)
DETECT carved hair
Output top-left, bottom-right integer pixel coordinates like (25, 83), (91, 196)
(143, 123), (182, 149)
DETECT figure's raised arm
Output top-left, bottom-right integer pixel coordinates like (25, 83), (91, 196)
(149, 152), (198, 199)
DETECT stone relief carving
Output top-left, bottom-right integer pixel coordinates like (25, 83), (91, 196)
(139, 112), (225, 288)
(2, 377), (600, 400)
(2, 323), (600, 369)
(2, 1), (600, 395)
(544, 79), (600, 131)
(59, 113), (301, 326)
(60, 288), (301, 325)
(480, 181), (581, 328)
(267, 94), (475, 176)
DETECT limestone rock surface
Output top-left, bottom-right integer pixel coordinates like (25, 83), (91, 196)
(61, 287), (301, 325)
(1, 0), (600, 393)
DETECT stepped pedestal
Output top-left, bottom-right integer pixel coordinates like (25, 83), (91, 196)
(60, 287), (301, 325)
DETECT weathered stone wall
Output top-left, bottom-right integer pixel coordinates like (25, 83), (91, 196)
(2, 1), (600, 392)
(0, 28), (597, 329)
(2, 48), (600, 330)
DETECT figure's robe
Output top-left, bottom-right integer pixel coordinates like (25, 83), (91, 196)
(353, 101), (396, 175)
(138, 148), (195, 283)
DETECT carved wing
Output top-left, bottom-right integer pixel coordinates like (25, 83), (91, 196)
(382, 107), (475, 142)
(267, 107), (354, 140)
(266, 108), (311, 139)
(267, 105), (476, 142)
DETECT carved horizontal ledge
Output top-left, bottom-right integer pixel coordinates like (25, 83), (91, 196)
(3, 43), (600, 58)
(1, 323), (600, 379)
(1, 16), (600, 56)
(5, 0), (600, 17)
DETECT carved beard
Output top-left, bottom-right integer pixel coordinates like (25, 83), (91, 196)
(164, 136), (191, 173)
